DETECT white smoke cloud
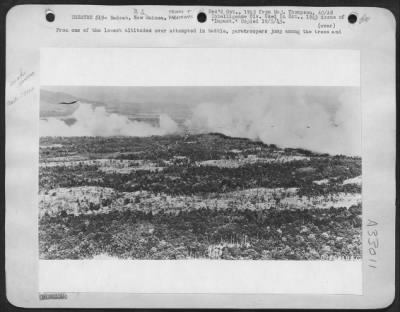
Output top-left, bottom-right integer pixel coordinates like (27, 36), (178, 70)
(40, 91), (361, 156)
(40, 102), (178, 137)
(185, 91), (361, 156)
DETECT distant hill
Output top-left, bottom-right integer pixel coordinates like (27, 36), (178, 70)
(40, 89), (78, 118)
(40, 89), (105, 118)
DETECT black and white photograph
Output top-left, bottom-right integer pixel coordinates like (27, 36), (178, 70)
(39, 86), (362, 261)
(5, 4), (396, 308)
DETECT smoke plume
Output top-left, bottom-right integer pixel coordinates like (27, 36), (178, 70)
(40, 102), (178, 137)
(185, 91), (361, 156)
(40, 89), (361, 156)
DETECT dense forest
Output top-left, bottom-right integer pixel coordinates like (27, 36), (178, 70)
(39, 134), (362, 260)
(40, 205), (362, 260)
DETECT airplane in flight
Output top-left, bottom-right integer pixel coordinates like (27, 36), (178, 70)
(58, 100), (78, 105)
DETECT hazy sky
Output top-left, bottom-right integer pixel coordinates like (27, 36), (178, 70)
(40, 86), (360, 155)
(40, 85), (358, 121)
